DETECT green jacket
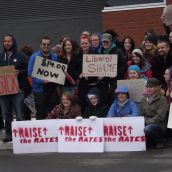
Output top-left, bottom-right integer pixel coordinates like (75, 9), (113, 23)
(140, 94), (169, 130)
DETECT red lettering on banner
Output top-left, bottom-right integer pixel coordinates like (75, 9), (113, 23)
(104, 125), (128, 136)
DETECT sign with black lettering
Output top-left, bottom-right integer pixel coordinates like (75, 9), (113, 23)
(82, 54), (117, 77)
(32, 56), (67, 85)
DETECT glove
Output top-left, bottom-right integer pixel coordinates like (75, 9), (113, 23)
(89, 116), (97, 120)
(75, 116), (83, 121)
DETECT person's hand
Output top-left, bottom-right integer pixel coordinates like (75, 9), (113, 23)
(44, 80), (49, 84)
(89, 116), (97, 121)
(76, 116), (83, 121)
(98, 76), (103, 80)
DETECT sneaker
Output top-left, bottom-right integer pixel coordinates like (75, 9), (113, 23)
(156, 143), (164, 149)
(2, 135), (12, 143)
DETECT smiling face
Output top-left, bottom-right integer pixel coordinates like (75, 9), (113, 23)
(40, 38), (51, 54)
(128, 70), (139, 79)
(146, 86), (158, 96)
(144, 40), (153, 50)
(4, 35), (13, 51)
(102, 40), (111, 49)
(89, 95), (98, 106)
(80, 38), (90, 52)
(132, 53), (140, 64)
(64, 40), (73, 54)
(117, 93), (128, 103)
(164, 69), (170, 82)
(124, 38), (132, 51)
(62, 95), (71, 108)
(91, 35), (99, 48)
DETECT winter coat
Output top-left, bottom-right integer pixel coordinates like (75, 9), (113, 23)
(0, 35), (29, 92)
(28, 50), (58, 92)
(107, 99), (139, 117)
(140, 93), (169, 130)
(46, 104), (81, 119)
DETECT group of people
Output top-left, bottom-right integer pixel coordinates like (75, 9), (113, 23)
(0, 17), (171, 150)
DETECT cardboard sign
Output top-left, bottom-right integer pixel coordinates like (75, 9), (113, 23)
(163, 5), (172, 26)
(58, 119), (104, 153)
(32, 56), (68, 85)
(82, 54), (117, 77)
(104, 117), (146, 152)
(167, 103), (172, 129)
(24, 93), (36, 114)
(117, 79), (146, 102)
(0, 66), (19, 95)
(12, 120), (58, 154)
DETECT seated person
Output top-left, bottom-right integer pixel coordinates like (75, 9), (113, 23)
(46, 91), (81, 119)
(140, 78), (169, 149)
(107, 85), (139, 117)
(128, 65), (147, 81)
(83, 87), (109, 118)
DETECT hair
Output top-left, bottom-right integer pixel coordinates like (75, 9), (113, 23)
(40, 36), (51, 44)
(61, 38), (79, 57)
(19, 44), (34, 57)
(158, 38), (170, 48)
(143, 42), (157, 56)
(60, 91), (77, 108)
(59, 35), (71, 44)
(131, 52), (145, 69)
(122, 36), (135, 51)
(80, 34), (90, 42)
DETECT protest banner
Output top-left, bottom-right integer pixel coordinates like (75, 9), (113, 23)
(104, 117), (146, 152)
(0, 65), (19, 95)
(163, 5), (172, 26)
(12, 120), (58, 154)
(32, 56), (68, 85)
(117, 79), (146, 102)
(24, 93), (36, 114)
(82, 54), (117, 77)
(167, 103), (172, 129)
(58, 119), (104, 153)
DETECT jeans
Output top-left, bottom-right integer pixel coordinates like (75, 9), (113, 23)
(144, 124), (165, 147)
(0, 92), (25, 135)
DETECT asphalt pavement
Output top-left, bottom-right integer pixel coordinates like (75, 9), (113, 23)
(0, 128), (172, 172)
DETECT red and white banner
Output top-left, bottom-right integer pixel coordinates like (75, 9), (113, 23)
(58, 119), (104, 153)
(104, 117), (146, 152)
(12, 120), (58, 154)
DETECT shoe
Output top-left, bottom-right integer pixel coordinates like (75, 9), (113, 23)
(156, 143), (164, 149)
(2, 135), (12, 143)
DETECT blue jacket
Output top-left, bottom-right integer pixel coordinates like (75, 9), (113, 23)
(28, 50), (58, 92)
(107, 99), (139, 117)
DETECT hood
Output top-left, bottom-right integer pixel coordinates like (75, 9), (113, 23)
(3, 34), (17, 54)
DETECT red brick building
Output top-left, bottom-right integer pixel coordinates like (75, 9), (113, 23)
(102, 0), (172, 46)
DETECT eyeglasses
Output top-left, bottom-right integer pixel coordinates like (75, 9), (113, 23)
(102, 40), (109, 44)
(42, 43), (50, 46)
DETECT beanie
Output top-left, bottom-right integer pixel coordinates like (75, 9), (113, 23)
(145, 34), (158, 45)
(128, 65), (141, 74)
(101, 33), (112, 42)
(146, 78), (160, 87)
(132, 49), (143, 58)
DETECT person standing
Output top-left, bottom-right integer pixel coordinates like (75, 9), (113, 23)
(0, 34), (28, 142)
(28, 36), (59, 120)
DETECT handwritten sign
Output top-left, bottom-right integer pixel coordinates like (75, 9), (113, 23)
(82, 54), (117, 77)
(163, 5), (172, 26)
(0, 66), (19, 95)
(104, 117), (146, 152)
(32, 56), (68, 85)
(12, 120), (58, 154)
(167, 103), (172, 129)
(117, 79), (146, 102)
(58, 119), (104, 153)
(24, 93), (36, 114)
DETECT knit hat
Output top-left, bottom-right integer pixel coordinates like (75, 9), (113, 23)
(101, 33), (112, 42)
(132, 49), (143, 58)
(145, 34), (158, 45)
(146, 78), (160, 87)
(115, 85), (128, 93)
(128, 65), (141, 74)
(87, 94), (96, 100)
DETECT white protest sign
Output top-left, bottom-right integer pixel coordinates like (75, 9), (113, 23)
(82, 54), (117, 77)
(117, 79), (146, 102)
(104, 117), (146, 152)
(12, 120), (58, 154)
(167, 103), (172, 129)
(32, 56), (68, 85)
(58, 119), (104, 153)
(24, 93), (36, 114)
(163, 5), (172, 26)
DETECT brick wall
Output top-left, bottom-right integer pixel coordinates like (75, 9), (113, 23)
(102, 1), (172, 47)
